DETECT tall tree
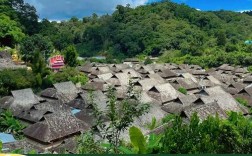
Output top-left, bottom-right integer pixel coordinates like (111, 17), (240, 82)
(20, 34), (53, 62)
(217, 31), (227, 46)
(63, 45), (78, 67)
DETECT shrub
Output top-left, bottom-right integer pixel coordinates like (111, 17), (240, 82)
(0, 110), (26, 140)
(178, 87), (187, 95)
(236, 97), (248, 107)
(248, 66), (252, 73)
(161, 112), (252, 154)
(144, 57), (153, 65)
(77, 132), (105, 154)
(43, 67), (88, 87)
(0, 69), (38, 96)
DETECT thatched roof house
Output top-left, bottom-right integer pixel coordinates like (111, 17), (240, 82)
(53, 81), (80, 103)
(147, 83), (178, 104)
(183, 102), (228, 121)
(23, 114), (90, 144)
(8, 89), (40, 115)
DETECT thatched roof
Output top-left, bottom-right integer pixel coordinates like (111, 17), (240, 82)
(172, 78), (198, 90)
(201, 86), (245, 113)
(145, 74), (165, 84)
(147, 83), (178, 104)
(136, 78), (160, 91)
(243, 75), (252, 83)
(67, 98), (86, 110)
(82, 81), (106, 91)
(78, 64), (93, 73)
(161, 100), (184, 114)
(97, 73), (113, 81)
(234, 67), (248, 74)
(224, 83), (245, 95)
(109, 64), (129, 72)
(17, 108), (52, 123)
(74, 108), (95, 127)
(122, 69), (142, 79)
(106, 75), (121, 86)
(34, 101), (72, 115)
(191, 70), (206, 76)
(0, 51), (11, 59)
(0, 96), (14, 109)
(218, 64), (234, 71)
(115, 73), (131, 86)
(10, 89), (40, 115)
(40, 88), (57, 99)
(53, 81), (80, 103)
(206, 75), (223, 86)
(23, 114), (90, 143)
(183, 102), (228, 121)
(181, 73), (198, 83)
(80, 90), (108, 112)
(115, 86), (128, 99)
(136, 65), (155, 74)
(157, 69), (177, 79)
(91, 66), (112, 75)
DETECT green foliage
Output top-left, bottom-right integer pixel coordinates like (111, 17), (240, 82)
(0, 14), (25, 47)
(236, 97), (248, 107)
(162, 114), (176, 124)
(248, 66), (252, 72)
(44, 67), (88, 87)
(77, 132), (105, 154)
(216, 31), (227, 47)
(144, 57), (153, 65)
(119, 126), (163, 154)
(0, 69), (38, 96)
(146, 117), (157, 130)
(161, 112), (252, 154)
(0, 110), (26, 140)
(31, 51), (49, 77)
(178, 87), (187, 95)
(63, 45), (78, 67)
(20, 34), (53, 62)
(129, 126), (147, 154)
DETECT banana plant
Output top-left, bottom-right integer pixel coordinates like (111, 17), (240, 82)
(119, 126), (163, 154)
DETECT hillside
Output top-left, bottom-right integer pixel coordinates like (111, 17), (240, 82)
(1, 0), (252, 68)
(37, 0), (252, 67)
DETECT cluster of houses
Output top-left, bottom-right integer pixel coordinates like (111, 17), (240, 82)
(1, 60), (252, 153)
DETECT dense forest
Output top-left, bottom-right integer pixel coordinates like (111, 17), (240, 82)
(1, 0), (252, 67)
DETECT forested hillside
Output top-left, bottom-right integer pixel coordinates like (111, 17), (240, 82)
(1, 0), (252, 67)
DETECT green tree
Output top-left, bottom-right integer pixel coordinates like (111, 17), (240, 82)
(216, 31), (227, 47)
(63, 45), (78, 67)
(90, 81), (150, 153)
(20, 34), (53, 62)
(0, 14), (25, 47)
(31, 51), (49, 78)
